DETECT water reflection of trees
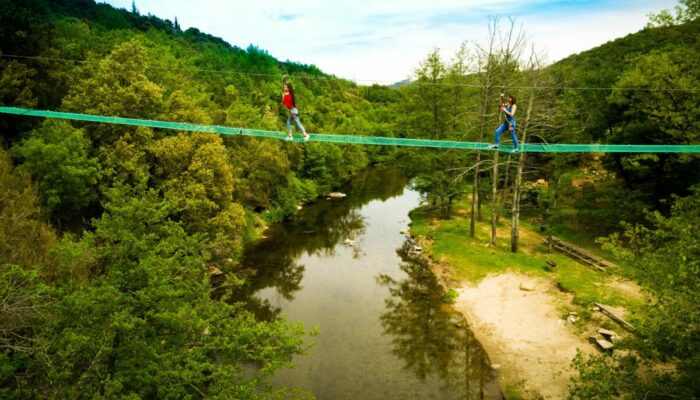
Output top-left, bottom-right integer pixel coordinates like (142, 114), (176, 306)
(223, 167), (409, 321)
(377, 242), (503, 399)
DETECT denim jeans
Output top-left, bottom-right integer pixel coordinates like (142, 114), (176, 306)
(287, 108), (305, 133)
(494, 121), (518, 148)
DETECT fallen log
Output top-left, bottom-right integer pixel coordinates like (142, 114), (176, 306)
(594, 302), (635, 332)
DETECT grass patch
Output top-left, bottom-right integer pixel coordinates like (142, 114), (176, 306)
(515, 203), (638, 280)
(443, 288), (459, 304)
(504, 385), (539, 400)
(409, 202), (643, 311)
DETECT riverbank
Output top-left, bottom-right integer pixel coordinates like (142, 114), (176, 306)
(453, 273), (586, 399)
(409, 205), (645, 399)
(241, 168), (503, 399)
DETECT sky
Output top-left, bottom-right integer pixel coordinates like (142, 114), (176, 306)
(101, 0), (678, 84)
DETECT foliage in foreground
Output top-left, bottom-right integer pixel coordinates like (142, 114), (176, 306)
(570, 186), (700, 399)
(0, 169), (311, 399)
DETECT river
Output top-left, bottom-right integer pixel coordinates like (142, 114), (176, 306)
(238, 167), (503, 399)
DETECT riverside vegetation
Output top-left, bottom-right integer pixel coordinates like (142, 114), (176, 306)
(1, 0), (699, 398)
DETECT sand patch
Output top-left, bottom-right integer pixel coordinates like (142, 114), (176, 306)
(453, 273), (592, 399)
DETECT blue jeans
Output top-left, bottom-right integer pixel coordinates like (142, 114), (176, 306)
(495, 121), (518, 148)
(287, 108), (305, 133)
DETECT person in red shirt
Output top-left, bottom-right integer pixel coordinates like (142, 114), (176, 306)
(282, 82), (309, 141)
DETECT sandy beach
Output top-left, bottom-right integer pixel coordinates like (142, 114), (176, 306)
(452, 273), (592, 399)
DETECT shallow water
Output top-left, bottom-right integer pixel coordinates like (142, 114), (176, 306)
(239, 167), (502, 399)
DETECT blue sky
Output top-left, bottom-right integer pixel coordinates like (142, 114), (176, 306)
(101, 0), (677, 84)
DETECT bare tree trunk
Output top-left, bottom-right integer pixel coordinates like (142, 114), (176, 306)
(489, 17), (525, 246)
(511, 54), (540, 253)
(497, 153), (512, 224)
(478, 189), (483, 221)
(432, 67), (441, 140)
(470, 19), (498, 238)
(470, 158), (481, 236)
(433, 99), (439, 139)
(510, 100), (533, 252)
(503, 154), (512, 192)
(490, 151), (499, 246)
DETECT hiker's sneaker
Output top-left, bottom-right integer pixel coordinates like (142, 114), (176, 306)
(489, 144), (499, 149)
(513, 148), (519, 153)
(303, 133), (310, 142)
(285, 134), (293, 141)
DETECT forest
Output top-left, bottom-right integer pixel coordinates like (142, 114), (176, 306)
(1, 0), (698, 398)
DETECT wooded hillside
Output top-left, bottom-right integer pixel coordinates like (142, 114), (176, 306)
(1, 0), (698, 398)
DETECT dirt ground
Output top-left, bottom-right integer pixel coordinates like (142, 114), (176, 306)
(452, 273), (593, 399)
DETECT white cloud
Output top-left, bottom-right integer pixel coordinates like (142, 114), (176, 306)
(103, 0), (676, 83)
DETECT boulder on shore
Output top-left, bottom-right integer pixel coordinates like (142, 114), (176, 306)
(598, 328), (618, 341)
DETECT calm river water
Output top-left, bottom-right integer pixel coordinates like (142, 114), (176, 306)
(238, 167), (502, 399)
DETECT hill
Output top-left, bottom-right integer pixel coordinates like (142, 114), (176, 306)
(0, 1), (404, 397)
(551, 17), (700, 85)
(1, 0), (404, 221)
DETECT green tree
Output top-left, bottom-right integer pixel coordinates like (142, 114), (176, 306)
(32, 184), (308, 399)
(0, 60), (38, 109)
(62, 40), (164, 148)
(14, 120), (101, 220)
(164, 89), (211, 124)
(444, 42), (474, 136)
(99, 126), (153, 190)
(229, 137), (291, 210)
(149, 132), (247, 261)
(0, 148), (56, 269)
(609, 49), (699, 145)
(406, 48), (474, 219)
(647, 0), (700, 27)
(0, 149), (55, 398)
(410, 151), (469, 218)
(62, 40), (163, 119)
(0, 0), (50, 56)
(300, 142), (346, 194)
(607, 48), (700, 202)
(410, 49), (449, 139)
(0, 0), (57, 118)
(572, 186), (700, 399)
(0, 264), (48, 400)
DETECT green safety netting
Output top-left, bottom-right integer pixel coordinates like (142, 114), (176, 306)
(2, 106), (699, 153)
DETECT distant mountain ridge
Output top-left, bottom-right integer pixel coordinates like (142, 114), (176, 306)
(39, 0), (700, 90)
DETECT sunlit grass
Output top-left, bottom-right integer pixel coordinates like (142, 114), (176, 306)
(409, 198), (643, 311)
